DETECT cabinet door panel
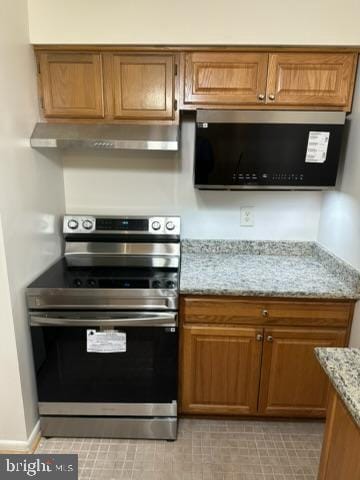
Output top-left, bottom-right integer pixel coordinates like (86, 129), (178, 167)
(258, 327), (347, 417)
(184, 52), (268, 105)
(318, 390), (360, 480)
(39, 53), (104, 118)
(104, 54), (175, 120)
(181, 325), (262, 415)
(266, 53), (357, 108)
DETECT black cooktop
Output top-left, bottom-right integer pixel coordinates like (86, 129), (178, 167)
(28, 258), (178, 290)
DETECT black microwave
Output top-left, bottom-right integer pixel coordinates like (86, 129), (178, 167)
(194, 111), (346, 190)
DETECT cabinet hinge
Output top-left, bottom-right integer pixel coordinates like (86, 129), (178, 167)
(40, 97), (44, 109)
(174, 64), (178, 76)
(37, 63), (41, 74)
(174, 99), (178, 111)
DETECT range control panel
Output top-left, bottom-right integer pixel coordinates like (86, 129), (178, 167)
(63, 215), (181, 235)
(232, 172), (305, 185)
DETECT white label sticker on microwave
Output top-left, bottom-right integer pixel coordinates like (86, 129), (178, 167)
(305, 131), (330, 163)
(87, 330), (126, 353)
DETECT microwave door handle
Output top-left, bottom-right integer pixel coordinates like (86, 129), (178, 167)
(29, 313), (177, 328)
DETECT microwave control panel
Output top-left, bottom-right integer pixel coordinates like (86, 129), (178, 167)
(232, 172), (306, 185)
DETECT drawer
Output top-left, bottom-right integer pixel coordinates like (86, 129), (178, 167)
(181, 296), (354, 327)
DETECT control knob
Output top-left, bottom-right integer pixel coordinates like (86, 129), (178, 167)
(152, 221), (161, 231)
(152, 280), (161, 288)
(166, 221), (176, 231)
(166, 280), (175, 289)
(87, 279), (96, 288)
(73, 278), (82, 287)
(82, 219), (93, 230)
(67, 219), (79, 230)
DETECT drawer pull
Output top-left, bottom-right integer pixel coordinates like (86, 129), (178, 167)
(256, 333), (263, 341)
(267, 335), (273, 342)
(262, 309), (269, 317)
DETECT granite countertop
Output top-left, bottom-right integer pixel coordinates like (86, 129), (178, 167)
(315, 348), (360, 427)
(180, 240), (360, 299)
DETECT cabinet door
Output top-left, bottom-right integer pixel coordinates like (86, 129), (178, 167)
(181, 325), (263, 415)
(318, 389), (360, 480)
(104, 54), (175, 120)
(258, 327), (347, 417)
(39, 52), (104, 118)
(184, 52), (268, 106)
(266, 52), (357, 109)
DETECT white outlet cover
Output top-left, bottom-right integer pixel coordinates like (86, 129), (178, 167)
(240, 207), (255, 227)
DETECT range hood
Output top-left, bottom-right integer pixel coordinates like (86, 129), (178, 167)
(30, 123), (179, 151)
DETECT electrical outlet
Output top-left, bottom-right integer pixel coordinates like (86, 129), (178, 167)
(240, 207), (254, 227)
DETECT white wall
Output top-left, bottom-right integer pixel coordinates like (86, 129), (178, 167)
(28, 0), (360, 46)
(0, 0), (65, 448)
(64, 118), (322, 240)
(318, 67), (360, 347)
(0, 218), (28, 444)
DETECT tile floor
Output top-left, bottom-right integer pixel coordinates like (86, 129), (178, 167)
(35, 419), (324, 480)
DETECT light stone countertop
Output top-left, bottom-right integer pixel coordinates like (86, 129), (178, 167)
(180, 240), (360, 299)
(315, 348), (360, 427)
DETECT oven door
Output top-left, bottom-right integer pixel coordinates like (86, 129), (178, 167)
(30, 311), (178, 417)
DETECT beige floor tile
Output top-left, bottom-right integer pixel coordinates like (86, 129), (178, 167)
(35, 419), (323, 480)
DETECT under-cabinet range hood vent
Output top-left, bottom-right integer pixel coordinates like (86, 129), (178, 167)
(30, 123), (179, 151)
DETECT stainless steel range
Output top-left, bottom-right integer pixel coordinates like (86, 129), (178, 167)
(27, 215), (180, 440)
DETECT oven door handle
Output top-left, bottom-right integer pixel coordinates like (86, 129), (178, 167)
(29, 312), (177, 327)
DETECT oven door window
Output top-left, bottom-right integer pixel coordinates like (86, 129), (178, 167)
(31, 326), (178, 403)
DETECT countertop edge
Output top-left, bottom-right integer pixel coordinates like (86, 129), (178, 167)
(315, 348), (360, 428)
(179, 289), (360, 300)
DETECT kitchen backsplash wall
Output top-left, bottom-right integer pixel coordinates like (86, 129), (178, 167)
(63, 117), (322, 240)
(318, 67), (360, 347)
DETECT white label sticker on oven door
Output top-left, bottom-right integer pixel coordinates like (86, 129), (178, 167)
(305, 131), (330, 163)
(87, 330), (126, 353)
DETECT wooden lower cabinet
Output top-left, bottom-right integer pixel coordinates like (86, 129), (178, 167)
(181, 325), (263, 415)
(317, 388), (360, 480)
(258, 327), (347, 417)
(180, 297), (353, 418)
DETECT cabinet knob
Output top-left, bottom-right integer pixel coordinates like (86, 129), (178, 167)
(262, 309), (269, 317)
(267, 335), (273, 342)
(268, 94), (275, 101)
(258, 94), (265, 101)
(256, 333), (263, 341)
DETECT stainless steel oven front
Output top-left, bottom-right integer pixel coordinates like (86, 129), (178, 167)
(30, 311), (178, 440)
(27, 215), (181, 440)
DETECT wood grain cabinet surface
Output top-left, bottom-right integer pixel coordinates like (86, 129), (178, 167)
(182, 51), (357, 111)
(179, 296), (354, 417)
(181, 325), (263, 415)
(258, 327), (347, 417)
(103, 53), (176, 120)
(37, 50), (177, 122)
(35, 47), (358, 119)
(183, 52), (268, 106)
(317, 388), (360, 480)
(266, 52), (357, 109)
(38, 52), (105, 118)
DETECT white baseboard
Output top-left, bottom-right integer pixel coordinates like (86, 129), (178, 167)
(0, 420), (40, 453)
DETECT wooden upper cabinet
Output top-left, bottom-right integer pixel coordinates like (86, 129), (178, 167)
(266, 52), (357, 109)
(183, 52), (269, 106)
(38, 52), (105, 118)
(103, 54), (176, 120)
(258, 327), (347, 417)
(180, 325), (263, 415)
